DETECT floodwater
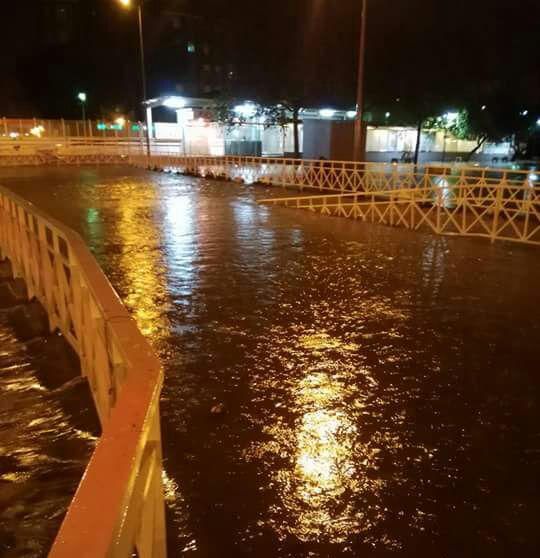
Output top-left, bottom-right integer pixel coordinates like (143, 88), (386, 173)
(0, 305), (97, 557)
(1, 165), (539, 557)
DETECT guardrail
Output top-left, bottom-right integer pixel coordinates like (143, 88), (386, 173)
(258, 182), (540, 246)
(0, 185), (166, 557)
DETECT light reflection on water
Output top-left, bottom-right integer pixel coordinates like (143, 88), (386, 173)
(1, 166), (540, 557)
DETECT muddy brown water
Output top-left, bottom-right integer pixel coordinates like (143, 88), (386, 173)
(1, 165), (539, 557)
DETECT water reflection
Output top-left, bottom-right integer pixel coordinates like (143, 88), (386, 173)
(292, 369), (356, 542)
(164, 194), (198, 296)
(113, 182), (171, 341)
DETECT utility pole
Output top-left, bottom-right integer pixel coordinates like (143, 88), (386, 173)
(119, 0), (151, 156)
(353, 0), (368, 161)
(137, 3), (151, 156)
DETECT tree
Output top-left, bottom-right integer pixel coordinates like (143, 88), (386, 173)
(261, 102), (302, 158)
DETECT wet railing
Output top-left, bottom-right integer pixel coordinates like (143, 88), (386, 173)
(129, 153), (538, 195)
(0, 137), (183, 166)
(0, 185), (166, 557)
(258, 182), (540, 246)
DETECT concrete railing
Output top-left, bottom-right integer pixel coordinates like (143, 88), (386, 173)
(0, 185), (166, 557)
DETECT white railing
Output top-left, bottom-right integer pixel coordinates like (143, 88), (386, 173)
(258, 183), (540, 246)
(0, 186), (166, 557)
(128, 153), (538, 195)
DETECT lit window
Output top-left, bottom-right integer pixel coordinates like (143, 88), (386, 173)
(187, 42), (196, 53)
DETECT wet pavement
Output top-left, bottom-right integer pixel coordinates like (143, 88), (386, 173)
(0, 165), (539, 557)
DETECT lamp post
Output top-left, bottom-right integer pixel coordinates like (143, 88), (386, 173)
(77, 92), (87, 136)
(353, 0), (368, 162)
(118, 0), (151, 156)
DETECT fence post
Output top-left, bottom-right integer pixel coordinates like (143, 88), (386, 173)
(491, 186), (503, 243)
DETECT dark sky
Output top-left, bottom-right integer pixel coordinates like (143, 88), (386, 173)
(1, 0), (539, 119)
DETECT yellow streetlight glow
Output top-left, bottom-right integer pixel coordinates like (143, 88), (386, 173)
(115, 117), (126, 128)
(119, 0), (131, 7)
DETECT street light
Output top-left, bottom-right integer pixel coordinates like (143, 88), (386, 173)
(77, 92), (87, 126)
(118, 0), (150, 156)
(353, 0), (368, 161)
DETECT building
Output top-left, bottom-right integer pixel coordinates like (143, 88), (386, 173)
(303, 118), (511, 164)
(146, 98), (512, 163)
(144, 0), (237, 100)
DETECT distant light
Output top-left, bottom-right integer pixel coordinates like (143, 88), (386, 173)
(163, 96), (186, 109)
(445, 112), (459, 123)
(346, 110), (357, 119)
(97, 123), (107, 131)
(30, 125), (45, 138)
(187, 42), (196, 54)
(115, 117), (126, 128)
(9, 132), (19, 138)
(234, 102), (257, 118)
(520, 109), (529, 116)
(319, 109), (336, 118)
(177, 108), (195, 124)
(77, 92), (87, 103)
(385, 111), (391, 118)
(118, 0), (130, 6)
(481, 105), (487, 111)
(395, 97), (401, 102)
(528, 173), (538, 182)
(536, 118), (540, 127)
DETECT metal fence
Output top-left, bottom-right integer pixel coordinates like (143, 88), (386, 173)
(0, 185), (166, 557)
(258, 183), (540, 246)
(0, 118), (144, 139)
(131, 154), (539, 246)
(129, 153), (538, 194)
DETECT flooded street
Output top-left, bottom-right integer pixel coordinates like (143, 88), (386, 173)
(1, 165), (539, 557)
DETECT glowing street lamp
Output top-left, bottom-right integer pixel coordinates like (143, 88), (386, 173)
(77, 92), (87, 123)
(117, 0), (150, 155)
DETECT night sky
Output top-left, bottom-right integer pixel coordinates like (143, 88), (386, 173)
(1, 0), (539, 120)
